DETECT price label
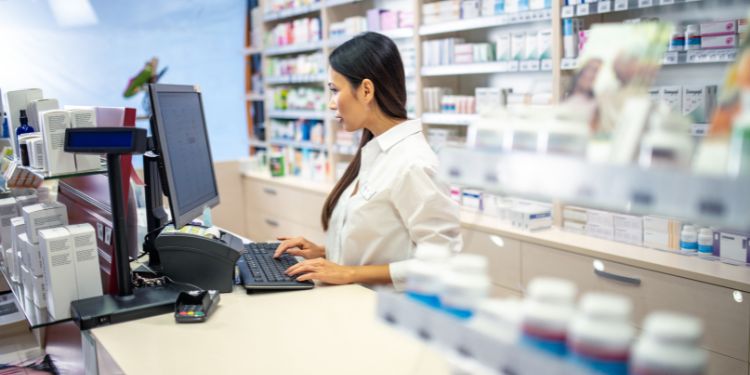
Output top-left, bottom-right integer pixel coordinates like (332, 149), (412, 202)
(614, 0), (628, 11)
(541, 59), (553, 71)
(497, 61), (509, 72)
(508, 61), (520, 72)
(519, 61), (530, 71)
(638, 0), (653, 8)
(686, 51), (699, 63)
(561, 6), (575, 18)
(663, 51), (678, 64)
(659, 0), (674, 4)
(509, 14), (519, 22)
(576, 4), (590, 16)
(527, 60), (541, 71)
(598, 1), (612, 13)
(727, 50), (737, 61)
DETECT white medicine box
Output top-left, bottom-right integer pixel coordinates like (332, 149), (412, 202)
(22, 202), (69, 244)
(38, 227), (77, 320)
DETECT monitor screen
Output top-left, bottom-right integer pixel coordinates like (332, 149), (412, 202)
(149, 84), (219, 229)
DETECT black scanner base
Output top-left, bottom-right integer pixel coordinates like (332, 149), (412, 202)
(154, 229), (244, 293)
(71, 284), (188, 330)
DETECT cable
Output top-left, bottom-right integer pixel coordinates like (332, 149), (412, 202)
(163, 276), (204, 292)
(131, 263), (203, 291)
(145, 220), (173, 240)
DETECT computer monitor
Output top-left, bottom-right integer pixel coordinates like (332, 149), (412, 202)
(147, 83), (219, 229)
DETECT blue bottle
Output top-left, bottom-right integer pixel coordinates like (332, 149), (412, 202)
(1, 112), (8, 138)
(16, 109), (35, 138)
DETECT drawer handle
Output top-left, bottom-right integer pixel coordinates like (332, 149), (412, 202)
(263, 188), (277, 196)
(265, 219), (279, 227)
(594, 268), (641, 286)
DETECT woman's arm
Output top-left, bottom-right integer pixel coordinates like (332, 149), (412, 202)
(285, 260), (391, 284)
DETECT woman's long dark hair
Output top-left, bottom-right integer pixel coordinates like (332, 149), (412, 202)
(321, 32), (407, 231)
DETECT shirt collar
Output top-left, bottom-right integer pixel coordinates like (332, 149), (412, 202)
(374, 119), (423, 152)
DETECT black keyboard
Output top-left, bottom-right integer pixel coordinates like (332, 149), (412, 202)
(238, 242), (314, 290)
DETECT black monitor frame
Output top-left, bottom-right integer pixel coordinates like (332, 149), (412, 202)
(147, 83), (220, 230)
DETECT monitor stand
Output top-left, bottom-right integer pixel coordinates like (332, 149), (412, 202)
(70, 152), (182, 330)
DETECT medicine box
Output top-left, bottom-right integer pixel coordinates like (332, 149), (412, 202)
(512, 205), (552, 231)
(39, 227), (77, 320)
(538, 29), (552, 60)
(475, 87), (503, 114)
(15, 194), (38, 214)
(562, 206), (587, 223)
(699, 20), (737, 36)
(32, 274), (47, 308)
(68, 224), (103, 300)
(21, 264), (32, 301)
(563, 220), (586, 234)
(26, 98), (59, 131)
(40, 110), (77, 176)
(462, 189), (484, 211)
(19, 233), (43, 276)
(496, 33), (511, 62)
(700, 34), (738, 49)
(22, 202), (69, 244)
(660, 86), (682, 115)
(739, 19), (748, 34)
(585, 209), (614, 240)
(0, 197), (19, 252)
(69, 108), (102, 171)
(613, 213), (643, 246)
(511, 32), (526, 61)
(682, 86), (716, 124)
(713, 231), (750, 264)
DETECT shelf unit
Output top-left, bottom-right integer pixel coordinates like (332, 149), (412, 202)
(244, 0), (744, 183)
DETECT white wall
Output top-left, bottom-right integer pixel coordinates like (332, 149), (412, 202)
(0, 0), (248, 162)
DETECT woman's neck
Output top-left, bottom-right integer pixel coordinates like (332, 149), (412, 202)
(366, 112), (404, 136)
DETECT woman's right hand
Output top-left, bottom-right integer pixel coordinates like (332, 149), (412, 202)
(273, 236), (325, 259)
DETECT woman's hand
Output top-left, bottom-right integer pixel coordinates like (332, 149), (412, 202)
(285, 258), (355, 284)
(273, 236), (325, 259)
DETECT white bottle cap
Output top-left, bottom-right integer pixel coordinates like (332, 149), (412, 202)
(526, 277), (577, 305)
(477, 298), (523, 327)
(449, 253), (488, 274)
(578, 292), (633, 321)
(632, 337), (707, 373)
(569, 317), (635, 351)
(642, 311), (703, 346)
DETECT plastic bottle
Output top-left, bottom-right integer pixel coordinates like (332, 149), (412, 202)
(631, 312), (707, 375)
(15, 110), (35, 152)
(568, 293), (635, 375)
(697, 228), (714, 256)
(727, 90), (750, 177)
(1, 112), (9, 138)
(680, 225), (698, 253)
(405, 244), (451, 308)
(520, 277), (577, 357)
(563, 19), (578, 59)
(439, 254), (491, 319)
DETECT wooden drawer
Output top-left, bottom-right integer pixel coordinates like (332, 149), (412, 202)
(521, 242), (750, 362)
(462, 229), (522, 292)
(489, 285), (521, 299)
(244, 177), (326, 230)
(246, 210), (326, 246)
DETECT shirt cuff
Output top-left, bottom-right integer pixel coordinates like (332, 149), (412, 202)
(389, 259), (414, 292)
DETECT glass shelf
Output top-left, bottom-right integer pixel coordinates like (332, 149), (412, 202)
(0, 267), (70, 329)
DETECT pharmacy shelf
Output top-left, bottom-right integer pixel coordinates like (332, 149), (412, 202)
(0, 268), (65, 329)
(561, 48), (738, 71)
(325, 0), (362, 8)
(561, 0), (701, 19)
(422, 112), (479, 126)
(246, 92), (265, 101)
(244, 46), (263, 55)
(334, 143), (358, 155)
(422, 60), (552, 76)
(419, 8), (552, 36)
(268, 109), (327, 120)
(378, 28), (414, 40)
(269, 139), (328, 150)
(438, 146), (750, 231)
(264, 40), (325, 56)
(262, 2), (322, 22)
(376, 292), (593, 375)
(248, 139), (268, 148)
(265, 74), (327, 85)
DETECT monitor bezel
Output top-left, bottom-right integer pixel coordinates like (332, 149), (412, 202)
(148, 83), (220, 229)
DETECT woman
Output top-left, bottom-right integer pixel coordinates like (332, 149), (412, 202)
(273, 32), (462, 290)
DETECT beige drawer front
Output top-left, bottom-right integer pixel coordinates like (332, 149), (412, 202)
(706, 351), (748, 375)
(246, 210), (326, 246)
(489, 285), (522, 299)
(522, 243), (750, 362)
(462, 229), (522, 292)
(244, 178), (326, 230)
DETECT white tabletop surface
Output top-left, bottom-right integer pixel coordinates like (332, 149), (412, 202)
(91, 284), (450, 375)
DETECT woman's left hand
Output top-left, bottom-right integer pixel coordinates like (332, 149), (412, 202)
(285, 258), (355, 284)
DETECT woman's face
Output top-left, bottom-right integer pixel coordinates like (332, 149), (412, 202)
(328, 68), (369, 132)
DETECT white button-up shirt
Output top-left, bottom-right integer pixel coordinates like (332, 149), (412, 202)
(325, 119), (462, 291)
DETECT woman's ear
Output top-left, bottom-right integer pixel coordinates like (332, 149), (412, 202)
(360, 79), (375, 104)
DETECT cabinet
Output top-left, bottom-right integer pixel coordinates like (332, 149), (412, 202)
(521, 242), (750, 364)
(461, 228), (522, 293)
(243, 174), (327, 245)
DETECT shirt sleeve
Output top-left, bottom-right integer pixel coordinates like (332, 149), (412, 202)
(388, 161), (463, 291)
